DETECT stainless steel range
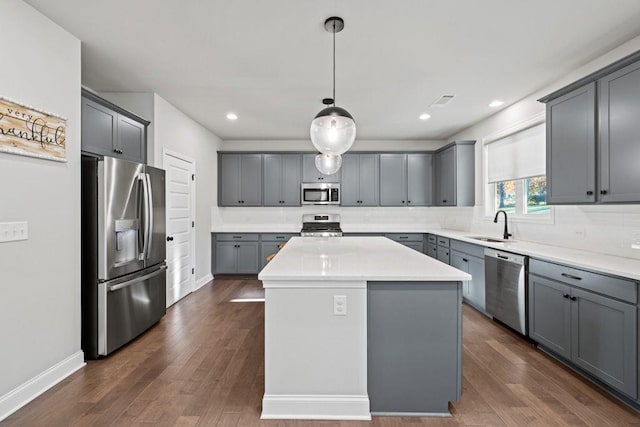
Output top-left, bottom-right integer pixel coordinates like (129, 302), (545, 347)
(300, 214), (343, 237)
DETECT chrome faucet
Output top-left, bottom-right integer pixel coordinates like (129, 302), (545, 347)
(494, 210), (512, 240)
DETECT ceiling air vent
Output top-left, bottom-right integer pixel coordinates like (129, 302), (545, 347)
(431, 95), (455, 107)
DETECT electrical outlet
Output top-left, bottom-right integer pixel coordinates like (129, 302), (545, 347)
(0, 222), (29, 243)
(333, 295), (347, 316)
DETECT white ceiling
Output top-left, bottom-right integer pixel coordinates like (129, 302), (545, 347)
(25, 0), (640, 140)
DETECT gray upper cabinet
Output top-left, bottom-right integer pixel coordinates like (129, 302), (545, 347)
(433, 141), (475, 207)
(81, 97), (117, 158)
(541, 54), (640, 204)
(407, 154), (433, 206)
(380, 154), (407, 206)
(341, 154), (379, 206)
(598, 61), (640, 203)
(263, 154), (301, 206)
(219, 154), (263, 206)
(117, 115), (145, 163)
(380, 153), (434, 206)
(545, 83), (597, 204)
(302, 154), (340, 182)
(81, 91), (148, 164)
(434, 147), (455, 206)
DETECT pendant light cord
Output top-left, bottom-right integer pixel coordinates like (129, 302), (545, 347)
(332, 19), (336, 106)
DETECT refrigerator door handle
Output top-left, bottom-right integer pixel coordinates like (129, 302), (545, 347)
(145, 173), (154, 260)
(107, 265), (167, 292)
(138, 173), (150, 260)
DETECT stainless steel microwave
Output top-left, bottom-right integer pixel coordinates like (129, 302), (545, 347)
(301, 183), (340, 205)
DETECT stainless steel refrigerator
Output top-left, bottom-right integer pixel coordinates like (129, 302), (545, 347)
(81, 155), (166, 359)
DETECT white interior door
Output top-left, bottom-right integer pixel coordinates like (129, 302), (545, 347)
(163, 150), (196, 307)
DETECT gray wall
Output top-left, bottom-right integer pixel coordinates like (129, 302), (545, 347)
(0, 0), (82, 402)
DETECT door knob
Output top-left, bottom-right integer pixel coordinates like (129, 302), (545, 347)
(166, 236), (174, 242)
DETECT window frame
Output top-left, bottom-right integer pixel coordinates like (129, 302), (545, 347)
(482, 112), (554, 224)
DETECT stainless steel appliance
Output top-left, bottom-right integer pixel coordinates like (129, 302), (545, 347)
(484, 248), (528, 335)
(300, 214), (343, 237)
(81, 156), (166, 358)
(301, 183), (340, 205)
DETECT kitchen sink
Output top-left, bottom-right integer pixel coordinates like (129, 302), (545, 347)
(467, 236), (514, 243)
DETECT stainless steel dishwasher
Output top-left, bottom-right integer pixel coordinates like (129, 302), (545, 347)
(484, 248), (528, 335)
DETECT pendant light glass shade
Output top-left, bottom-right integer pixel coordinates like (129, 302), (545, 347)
(310, 106), (356, 155)
(315, 153), (342, 175)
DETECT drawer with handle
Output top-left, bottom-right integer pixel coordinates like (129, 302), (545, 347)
(529, 258), (637, 304)
(215, 233), (259, 242)
(261, 233), (297, 242)
(385, 233), (424, 242)
(436, 236), (450, 248)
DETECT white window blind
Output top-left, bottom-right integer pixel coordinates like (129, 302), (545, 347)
(486, 123), (546, 183)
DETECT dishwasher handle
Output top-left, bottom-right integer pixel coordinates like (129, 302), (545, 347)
(484, 248), (526, 265)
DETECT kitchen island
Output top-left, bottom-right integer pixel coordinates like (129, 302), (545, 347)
(258, 236), (471, 420)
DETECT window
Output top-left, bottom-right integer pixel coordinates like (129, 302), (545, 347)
(485, 118), (551, 219)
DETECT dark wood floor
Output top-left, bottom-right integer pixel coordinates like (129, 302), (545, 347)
(3, 277), (640, 426)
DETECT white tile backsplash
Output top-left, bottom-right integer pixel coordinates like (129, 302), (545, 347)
(212, 204), (640, 260)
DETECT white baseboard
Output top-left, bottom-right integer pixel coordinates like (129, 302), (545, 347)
(0, 350), (85, 422)
(195, 273), (213, 291)
(261, 394), (371, 420)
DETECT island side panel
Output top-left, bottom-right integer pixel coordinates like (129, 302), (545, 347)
(367, 281), (463, 415)
(262, 280), (371, 420)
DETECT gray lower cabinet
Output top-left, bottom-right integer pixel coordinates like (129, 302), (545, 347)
(385, 234), (424, 253)
(302, 154), (340, 183)
(340, 154), (379, 206)
(450, 245), (485, 312)
(545, 83), (597, 204)
(81, 92), (147, 164)
(368, 281), (462, 414)
(433, 141), (475, 207)
(529, 275), (572, 359)
(449, 240), (485, 312)
(263, 154), (301, 206)
(529, 261), (638, 399)
(215, 242), (259, 274)
(379, 153), (434, 206)
(219, 154), (263, 206)
(260, 233), (296, 269)
(598, 60), (640, 203)
(427, 243), (437, 258)
(214, 234), (259, 274)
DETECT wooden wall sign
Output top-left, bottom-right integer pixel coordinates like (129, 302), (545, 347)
(0, 95), (67, 162)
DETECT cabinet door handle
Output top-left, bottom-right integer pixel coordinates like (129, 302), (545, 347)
(442, 200), (447, 203)
(586, 190), (593, 195)
(233, 236), (241, 239)
(463, 258), (468, 262)
(407, 200), (411, 204)
(399, 236), (408, 239)
(600, 190), (608, 195)
(570, 296), (577, 301)
(401, 200), (405, 204)
(166, 236), (174, 242)
(562, 293), (569, 299)
(561, 273), (582, 281)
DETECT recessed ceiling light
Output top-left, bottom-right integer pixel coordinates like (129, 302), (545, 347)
(419, 113), (431, 120)
(489, 100), (504, 108)
(226, 112), (238, 120)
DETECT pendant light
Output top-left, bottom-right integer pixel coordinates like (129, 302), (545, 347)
(315, 152), (343, 175)
(310, 17), (356, 161)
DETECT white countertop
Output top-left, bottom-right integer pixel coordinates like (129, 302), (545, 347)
(258, 236), (471, 282)
(214, 225), (640, 281)
(429, 229), (640, 281)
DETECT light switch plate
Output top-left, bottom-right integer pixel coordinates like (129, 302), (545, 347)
(0, 222), (29, 243)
